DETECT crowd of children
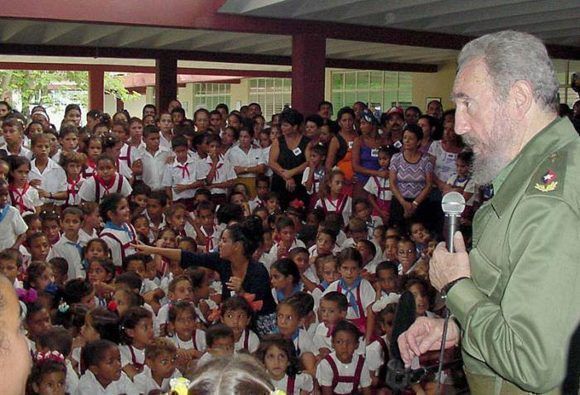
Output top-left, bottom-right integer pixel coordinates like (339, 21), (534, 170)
(0, 99), (477, 394)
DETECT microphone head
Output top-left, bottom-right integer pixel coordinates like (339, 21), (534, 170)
(441, 191), (466, 216)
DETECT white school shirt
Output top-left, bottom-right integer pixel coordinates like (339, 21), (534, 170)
(78, 228), (98, 246)
(167, 331), (207, 352)
(159, 132), (174, 150)
(446, 174), (476, 206)
(293, 328), (316, 356)
(272, 373), (314, 395)
(8, 184), (42, 213)
(78, 173), (132, 202)
(314, 195), (352, 227)
(139, 146), (171, 191)
(52, 234), (84, 279)
(191, 224), (221, 253)
(134, 366), (181, 394)
(263, 238), (306, 271)
(364, 175), (392, 202)
(65, 359), (79, 395)
(119, 142), (142, 169)
(196, 155), (237, 195)
(364, 215), (384, 238)
(2, 144), (33, 160)
(302, 166), (326, 194)
(235, 329), (260, 353)
(366, 335), (389, 373)
(227, 145), (265, 178)
(0, 205), (27, 251)
(248, 196), (266, 212)
(99, 223), (138, 267)
(120, 344), (145, 368)
(313, 322), (366, 355)
(261, 146), (273, 177)
(65, 176), (85, 206)
(313, 322), (334, 353)
(75, 370), (138, 395)
(316, 352), (371, 394)
(29, 158), (67, 205)
(323, 279), (375, 320)
(162, 157), (198, 201)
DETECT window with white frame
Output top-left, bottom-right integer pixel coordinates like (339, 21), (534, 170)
(192, 83), (231, 111)
(330, 70), (413, 112)
(248, 78), (291, 120)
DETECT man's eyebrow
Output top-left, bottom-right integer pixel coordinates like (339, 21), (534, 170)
(451, 92), (469, 101)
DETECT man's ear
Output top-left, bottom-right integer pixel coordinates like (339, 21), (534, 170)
(508, 80), (534, 121)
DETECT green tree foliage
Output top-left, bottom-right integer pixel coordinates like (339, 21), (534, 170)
(0, 70), (139, 114)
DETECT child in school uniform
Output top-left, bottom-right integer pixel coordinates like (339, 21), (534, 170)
(220, 296), (260, 353)
(263, 216), (305, 270)
(302, 144), (327, 209)
(76, 339), (138, 395)
(256, 335), (314, 395)
(0, 179), (28, 251)
(118, 307), (154, 380)
(52, 207), (85, 280)
(197, 324), (235, 368)
(162, 135), (204, 211)
(165, 301), (206, 373)
(364, 147), (392, 223)
(316, 320), (372, 395)
(275, 295), (317, 377)
(139, 125), (171, 192)
(60, 152), (86, 208)
(28, 133), (67, 207)
(313, 291), (348, 358)
(78, 154), (132, 203)
(323, 248), (375, 340)
(133, 338), (181, 394)
(248, 175), (270, 212)
(1, 117), (33, 159)
(315, 169), (352, 228)
(196, 134), (236, 206)
(98, 193), (137, 268)
(8, 156), (42, 214)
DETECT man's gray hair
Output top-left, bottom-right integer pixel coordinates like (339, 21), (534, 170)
(458, 30), (559, 112)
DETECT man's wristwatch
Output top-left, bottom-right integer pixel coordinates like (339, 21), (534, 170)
(441, 276), (469, 298)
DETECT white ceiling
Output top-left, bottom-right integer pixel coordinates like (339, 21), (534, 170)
(0, 1), (577, 72)
(219, 0), (580, 47)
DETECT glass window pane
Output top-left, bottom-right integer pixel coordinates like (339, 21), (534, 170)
(357, 72), (370, 90)
(370, 72), (383, 90)
(345, 92), (357, 107)
(332, 72), (344, 90)
(345, 72), (356, 90)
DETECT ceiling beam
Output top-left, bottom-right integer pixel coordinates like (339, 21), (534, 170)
(0, 43), (437, 72)
(0, 61), (292, 77)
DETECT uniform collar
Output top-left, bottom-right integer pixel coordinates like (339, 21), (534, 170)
(490, 116), (577, 217)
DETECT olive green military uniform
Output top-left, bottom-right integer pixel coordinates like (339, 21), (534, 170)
(447, 117), (580, 394)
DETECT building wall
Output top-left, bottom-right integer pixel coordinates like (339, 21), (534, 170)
(411, 61), (457, 112)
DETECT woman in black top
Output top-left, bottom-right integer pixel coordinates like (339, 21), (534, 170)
(132, 217), (277, 335)
(268, 108), (310, 209)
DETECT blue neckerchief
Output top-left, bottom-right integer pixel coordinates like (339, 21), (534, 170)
(0, 205), (10, 223)
(67, 240), (83, 256)
(339, 276), (362, 315)
(276, 282), (302, 303)
(291, 329), (300, 341)
(105, 221), (129, 232)
(104, 221), (134, 240)
(319, 280), (329, 290)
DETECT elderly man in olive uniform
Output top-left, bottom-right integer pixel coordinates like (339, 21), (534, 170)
(398, 31), (580, 394)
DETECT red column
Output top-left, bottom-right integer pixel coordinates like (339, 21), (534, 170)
(291, 33), (326, 115)
(88, 67), (105, 111)
(155, 56), (178, 113)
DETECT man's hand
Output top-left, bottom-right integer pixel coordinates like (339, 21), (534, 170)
(398, 317), (460, 367)
(430, 231), (471, 291)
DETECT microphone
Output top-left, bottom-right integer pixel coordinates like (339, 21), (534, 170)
(441, 192), (466, 253)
